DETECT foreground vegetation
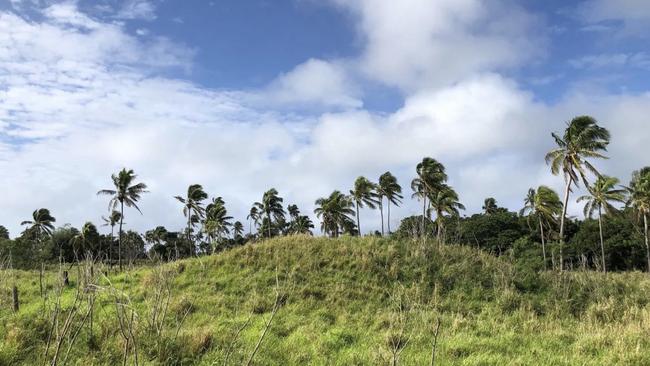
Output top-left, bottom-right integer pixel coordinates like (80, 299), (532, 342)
(2, 236), (649, 365)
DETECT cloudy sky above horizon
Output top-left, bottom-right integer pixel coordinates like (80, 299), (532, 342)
(1, 0), (649, 237)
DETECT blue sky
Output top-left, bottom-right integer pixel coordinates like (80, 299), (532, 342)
(1, 0), (649, 237)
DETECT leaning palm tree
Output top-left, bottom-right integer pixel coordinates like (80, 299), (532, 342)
(97, 168), (148, 271)
(350, 176), (379, 236)
(520, 186), (563, 269)
(411, 158), (448, 236)
(577, 175), (626, 273)
(293, 215), (315, 235)
(482, 198), (498, 215)
(174, 184), (209, 257)
(378, 172), (403, 235)
(314, 191), (355, 238)
(21, 208), (56, 296)
(203, 197), (233, 251)
(545, 116), (610, 270)
(247, 206), (260, 236)
(254, 189), (285, 238)
(101, 210), (122, 264)
(233, 221), (244, 240)
(428, 185), (465, 246)
(626, 167), (650, 272)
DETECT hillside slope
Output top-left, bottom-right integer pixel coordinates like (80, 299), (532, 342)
(1, 236), (650, 365)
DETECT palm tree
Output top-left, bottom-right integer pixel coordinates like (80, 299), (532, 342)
(482, 198), (498, 215)
(287, 204), (300, 221)
(428, 185), (465, 245)
(21, 208), (56, 296)
(350, 176), (379, 236)
(626, 167), (650, 272)
(101, 210), (122, 264)
(174, 184), (208, 257)
(314, 191), (355, 238)
(520, 186), (563, 269)
(545, 116), (610, 269)
(577, 175), (626, 273)
(247, 206), (260, 236)
(293, 215), (315, 235)
(233, 221), (244, 240)
(97, 168), (148, 271)
(378, 172), (403, 235)
(203, 197), (233, 251)
(254, 189), (285, 238)
(412, 158), (448, 236)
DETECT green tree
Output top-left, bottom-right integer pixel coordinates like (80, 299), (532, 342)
(247, 206), (260, 236)
(174, 184), (209, 257)
(520, 186), (563, 269)
(577, 175), (626, 273)
(429, 185), (465, 245)
(0, 225), (9, 240)
(292, 215), (315, 235)
(378, 172), (403, 235)
(254, 189), (285, 238)
(482, 198), (499, 215)
(545, 116), (610, 269)
(20, 208), (56, 254)
(350, 176), (379, 236)
(233, 221), (244, 240)
(625, 167), (650, 272)
(71, 222), (100, 259)
(411, 158), (448, 237)
(101, 210), (121, 265)
(97, 168), (148, 271)
(203, 197), (233, 252)
(314, 190), (355, 238)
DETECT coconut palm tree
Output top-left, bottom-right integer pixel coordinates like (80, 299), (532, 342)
(545, 116), (610, 270)
(482, 198), (498, 215)
(97, 168), (148, 271)
(577, 175), (626, 273)
(247, 206), (260, 236)
(174, 184), (208, 257)
(292, 215), (315, 235)
(203, 197), (233, 251)
(314, 191), (355, 238)
(411, 158), (448, 236)
(378, 172), (403, 235)
(350, 176), (379, 236)
(520, 186), (563, 269)
(21, 208), (56, 296)
(101, 210), (121, 264)
(233, 221), (244, 240)
(626, 167), (650, 272)
(254, 189), (285, 238)
(428, 185), (465, 245)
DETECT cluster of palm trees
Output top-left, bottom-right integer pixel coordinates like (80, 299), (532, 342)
(15, 115), (650, 273)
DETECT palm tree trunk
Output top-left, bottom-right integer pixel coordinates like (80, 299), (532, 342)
(643, 213), (650, 272)
(379, 200), (384, 236)
(119, 201), (124, 272)
(109, 225), (114, 267)
(267, 211), (271, 238)
(387, 201), (391, 234)
(598, 207), (606, 273)
(539, 216), (547, 270)
(436, 217), (443, 247)
(356, 202), (361, 236)
(185, 212), (191, 260)
(559, 177), (572, 271)
(421, 196), (427, 238)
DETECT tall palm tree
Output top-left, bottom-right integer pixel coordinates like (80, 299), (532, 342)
(233, 221), (244, 240)
(203, 197), (233, 251)
(293, 215), (315, 235)
(545, 116), (610, 269)
(577, 175), (626, 273)
(101, 210), (122, 264)
(411, 158), (448, 236)
(520, 186), (563, 269)
(21, 208), (56, 253)
(174, 184), (208, 257)
(287, 204), (300, 221)
(428, 185), (465, 245)
(314, 191), (355, 238)
(350, 176), (379, 236)
(626, 167), (650, 272)
(482, 198), (498, 215)
(97, 168), (148, 271)
(254, 189), (285, 238)
(378, 172), (403, 235)
(247, 206), (260, 236)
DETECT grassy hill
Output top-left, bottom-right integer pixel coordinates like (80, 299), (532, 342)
(1, 236), (650, 365)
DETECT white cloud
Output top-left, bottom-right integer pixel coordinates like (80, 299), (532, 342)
(116, 0), (157, 21)
(580, 0), (650, 23)
(569, 53), (650, 69)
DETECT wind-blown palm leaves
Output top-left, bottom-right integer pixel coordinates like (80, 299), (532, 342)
(247, 206), (260, 236)
(314, 191), (355, 238)
(411, 157), (448, 236)
(577, 175), (626, 273)
(428, 185), (465, 245)
(625, 167), (650, 272)
(203, 197), (233, 251)
(101, 210), (122, 264)
(350, 176), (379, 236)
(378, 172), (403, 235)
(545, 116), (610, 269)
(71, 222), (100, 258)
(174, 184), (209, 256)
(520, 186), (563, 269)
(21, 208), (56, 252)
(233, 221), (244, 240)
(97, 168), (148, 271)
(254, 188), (285, 238)
(483, 198), (499, 215)
(292, 215), (315, 235)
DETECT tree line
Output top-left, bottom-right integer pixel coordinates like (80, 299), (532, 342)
(1, 116), (649, 273)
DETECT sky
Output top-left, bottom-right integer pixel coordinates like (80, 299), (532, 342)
(1, 0), (649, 238)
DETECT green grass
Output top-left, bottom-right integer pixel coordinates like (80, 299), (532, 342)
(1, 236), (650, 365)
